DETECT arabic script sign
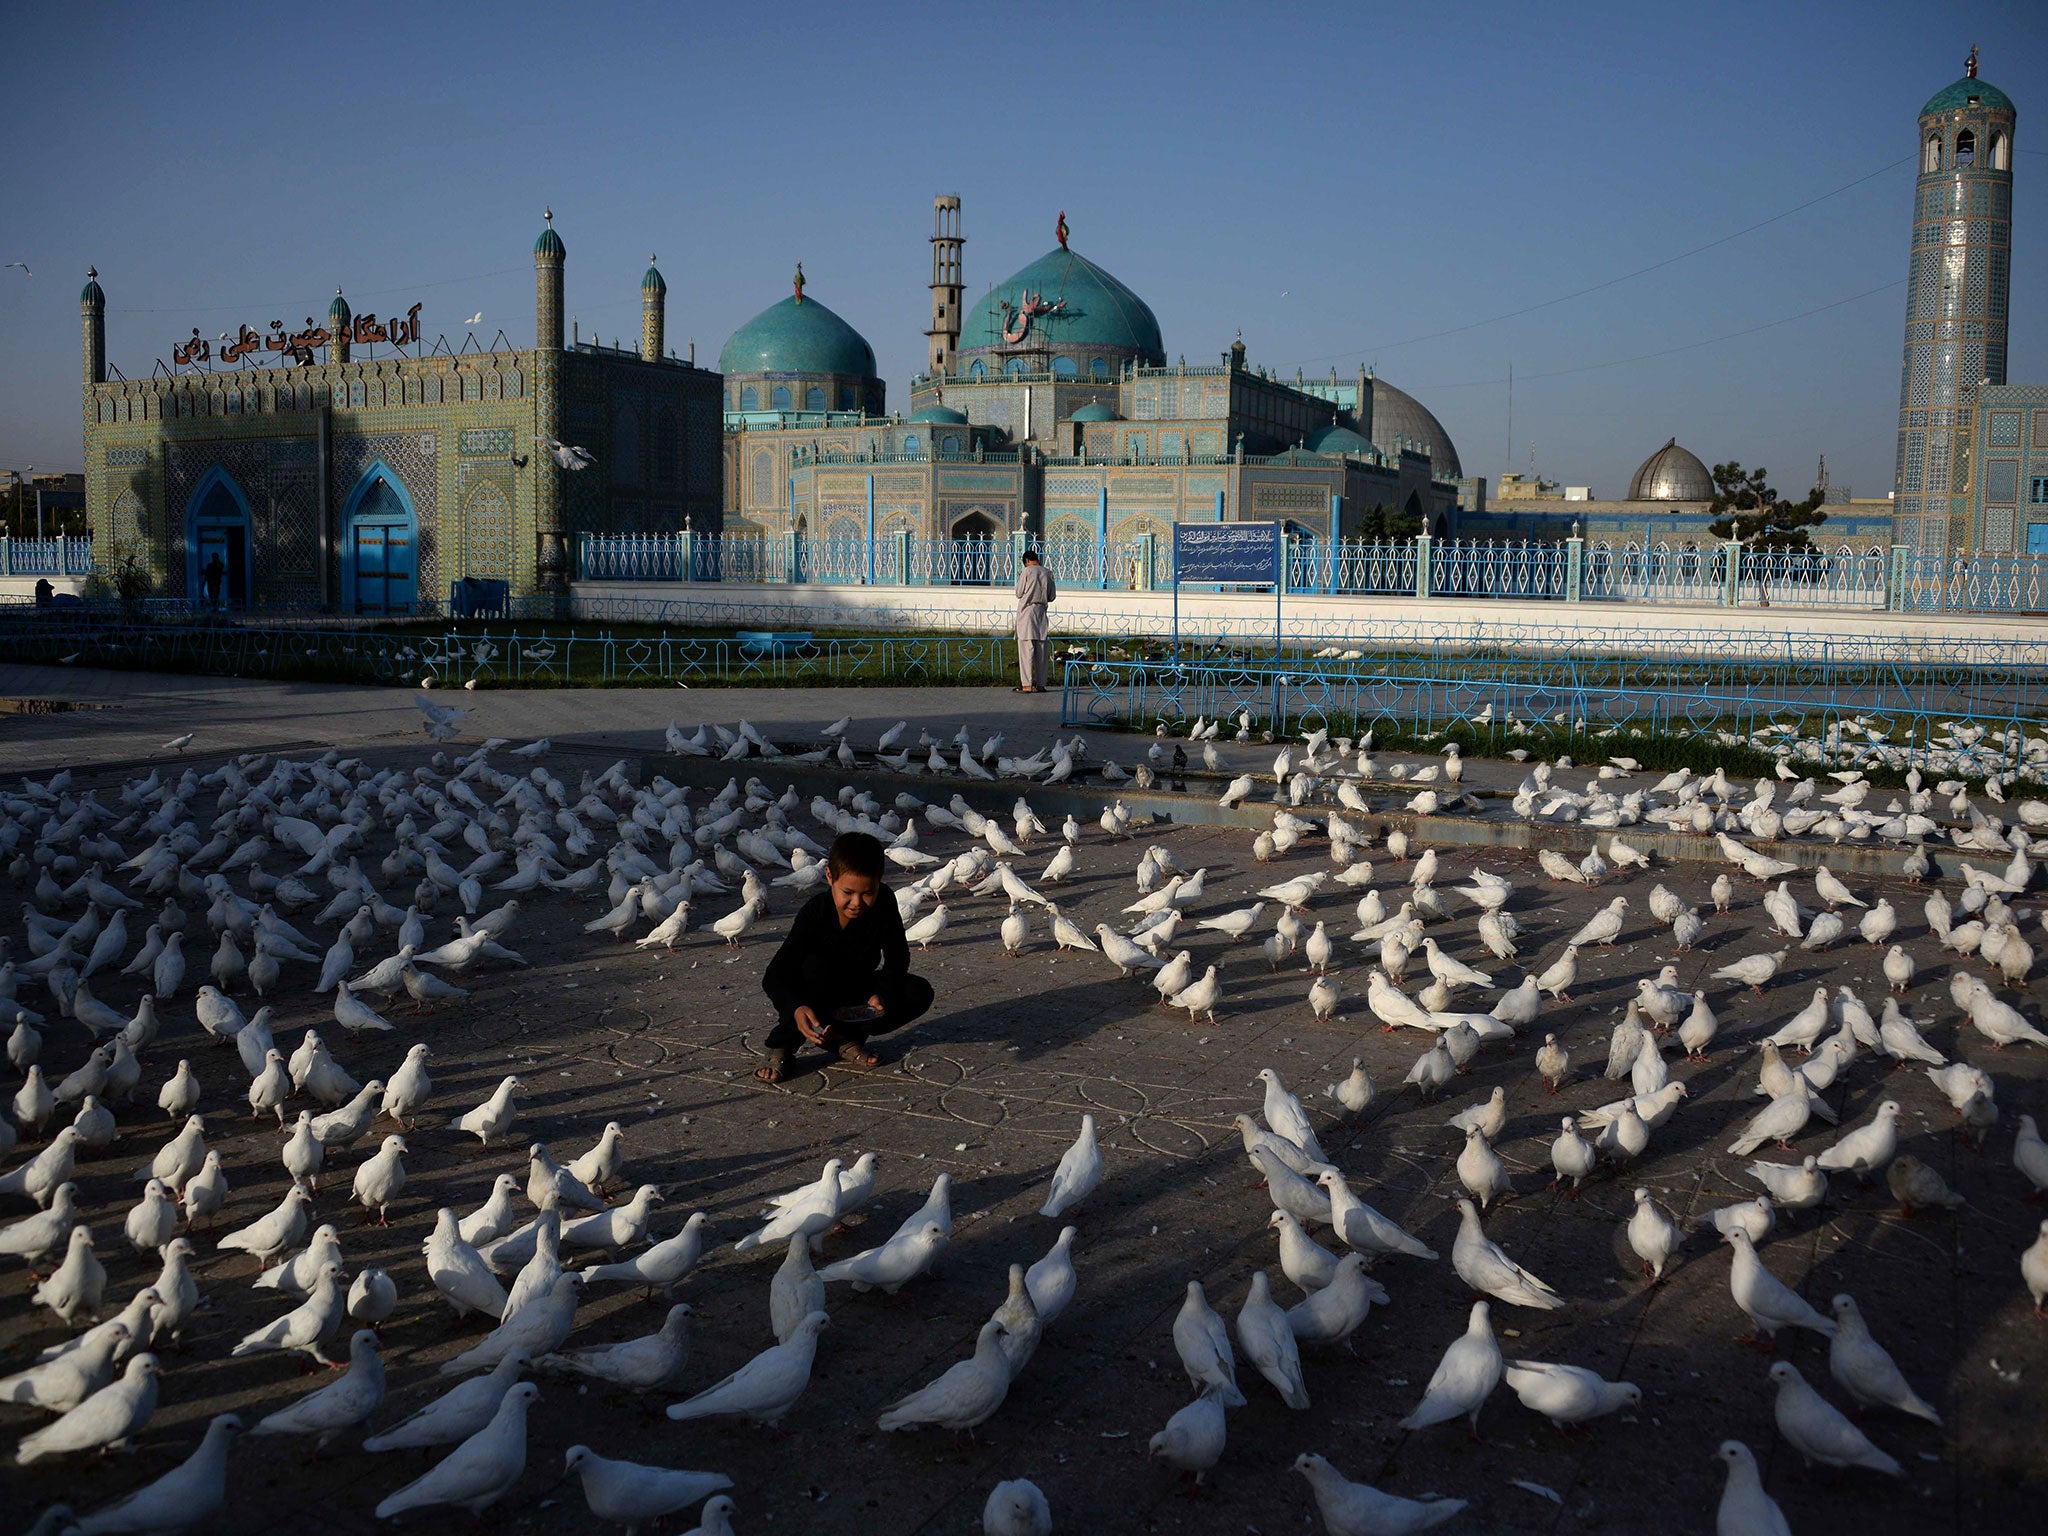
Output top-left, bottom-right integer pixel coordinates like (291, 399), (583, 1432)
(173, 303), (424, 368)
(1174, 521), (1280, 584)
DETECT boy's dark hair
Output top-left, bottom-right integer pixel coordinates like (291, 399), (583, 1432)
(826, 831), (886, 881)
(1021, 548), (1041, 564)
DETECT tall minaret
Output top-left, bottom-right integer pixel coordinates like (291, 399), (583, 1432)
(534, 207), (566, 351)
(80, 267), (105, 393)
(328, 288), (352, 365)
(926, 195), (964, 378)
(1894, 46), (2016, 555)
(641, 256), (666, 362)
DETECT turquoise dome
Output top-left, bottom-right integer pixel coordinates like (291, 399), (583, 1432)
(534, 223), (566, 259)
(908, 404), (968, 424)
(1305, 423), (1374, 457)
(80, 267), (103, 306)
(1923, 76), (2013, 115)
(961, 247), (1164, 363)
(328, 289), (351, 325)
(1069, 401), (1119, 422)
(719, 295), (876, 379)
(642, 264), (666, 295)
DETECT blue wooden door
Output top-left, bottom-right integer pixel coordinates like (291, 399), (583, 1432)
(351, 524), (415, 615)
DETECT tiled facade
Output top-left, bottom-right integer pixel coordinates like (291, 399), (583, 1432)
(81, 224), (721, 611)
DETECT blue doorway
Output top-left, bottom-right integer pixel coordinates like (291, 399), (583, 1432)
(341, 464), (418, 616)
(184, 466), (251, 607)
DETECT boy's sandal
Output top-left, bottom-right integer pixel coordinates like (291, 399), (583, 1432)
(754, 1049), (791, 1083)
(834, 1040), (880, 1068)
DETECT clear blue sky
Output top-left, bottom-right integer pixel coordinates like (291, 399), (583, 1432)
(3, 0), (2042, 501)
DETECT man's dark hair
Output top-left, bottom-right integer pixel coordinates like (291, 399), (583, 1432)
(826, 831), (886, 881)
(1021, 548), (1041, 564)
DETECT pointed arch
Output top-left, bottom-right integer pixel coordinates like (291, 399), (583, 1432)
(184, 463), (252, 606)
(340, 460), (419, 615)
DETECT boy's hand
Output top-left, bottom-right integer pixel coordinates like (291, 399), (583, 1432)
(795, 1006), (828, 1046)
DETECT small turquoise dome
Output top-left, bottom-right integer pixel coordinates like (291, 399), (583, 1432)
(80, 267), (103, 306)
(1069, 401), (1119, 422)
(642, 264), (666, 295)
(328, 288), (351, 325)
(1305, 423), (1374, 457)
(719, 294), (876, 379)
(1922, 76), (2014, 115)
(534, 222), (566, 259)
(908, 404), (968, 424)
(961, 246), (1164, 363)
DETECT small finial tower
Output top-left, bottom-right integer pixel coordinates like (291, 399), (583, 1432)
(641, 255), (666, 363)
(534, 207), (566, 351)
(328, 288), (352, 364)
(926, 195), (963, 377)
(80, 267), (106, 392)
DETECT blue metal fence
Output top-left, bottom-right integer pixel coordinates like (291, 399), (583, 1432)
(0, 537), (94, 578)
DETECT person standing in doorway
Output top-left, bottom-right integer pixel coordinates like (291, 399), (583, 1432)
(1013, 548), (1055, 693)
(202, 552), (226, 608)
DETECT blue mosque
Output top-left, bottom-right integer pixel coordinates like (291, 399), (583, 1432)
(715, 198), (1471, 562)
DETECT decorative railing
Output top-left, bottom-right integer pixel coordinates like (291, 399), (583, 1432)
(0, 536), (94, 578)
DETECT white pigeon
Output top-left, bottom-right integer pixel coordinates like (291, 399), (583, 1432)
(1714, 1440), (1793, 1536)
(563, 1444), (735, 1533)
(1768, 1360), (1902, 1475)
(454, 1076), (523, 1146)
(1451, 1198), (1563, 1309)
(61, 1409), (240, 1532)
(1726, 1228), (1836, 1343)
(17, 1353), (160, 1464)
(1397, 1300), (1501, 1433)
(1827, 1294), (1941, 1424)
(1235, 1271), (1310, 1409)
(666, 1311), (827, 1426)
(1039, 1114), (1102, 1218)
(373, 1380), (538, 1519)
(875, 1318), (1014, 1432)
(363, 1350), (532, 1452)
(441, 1273), (583, 1375)
(250, 1329), (386, 1449)
(1503, 1358), (1641, 1430)
(540, 1303), (694, 1390)
(1292, 1452), (1467, 1535)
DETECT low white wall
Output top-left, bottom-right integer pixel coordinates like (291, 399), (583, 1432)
(0, 576), (90, 600)
(572, 579), (2041, 656)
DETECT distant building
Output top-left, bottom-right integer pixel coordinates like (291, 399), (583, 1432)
(79, 217), (722, 612)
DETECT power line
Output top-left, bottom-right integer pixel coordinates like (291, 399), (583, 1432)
(1290, 154), (1912, 367)
(109, 265), (531, 315)
(1400, 276), (1905, 393)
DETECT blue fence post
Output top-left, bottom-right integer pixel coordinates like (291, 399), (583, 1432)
(1566, 525), (1583, 602)
(897, 529), (914, 586)
(1414, 534), (1433, 599)
(784, 531), (797, 585)
(1095, 485), (1109, 591)
(865, 475), (876, 587)
(1136, 531), (1154, 591)
(1326, 494), (1340, 593)
(1723, 538), (1742, 607)
(679, 521), (694, 582)
(1887, 543), (1909, 611)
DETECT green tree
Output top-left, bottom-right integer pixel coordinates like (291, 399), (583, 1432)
(1705, 461), (1827, 551)
(1355, 502), (1423, 542)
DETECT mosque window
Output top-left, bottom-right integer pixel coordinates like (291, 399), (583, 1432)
(1924, 135), (1941, 174)
(1005, 358), (1027, 378)
(941, 435), (961, 456)
(1090, 358), (1108, 379)
(1053, 357), (1076, 379)
(969, 360), (986, 380)
(838, 386), (855, 410)
(903, 435), (920, 455)
(805, 386), (826, 411)
(739, 386), (759, 410)
(1955, 130), (1975, 167)
(1993, 134), (2011, 171)
(771, 385), (792, 409)
(2032, 476), (2048, 505)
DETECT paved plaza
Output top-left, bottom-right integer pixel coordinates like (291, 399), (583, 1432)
(0, 667), (2044, 1534)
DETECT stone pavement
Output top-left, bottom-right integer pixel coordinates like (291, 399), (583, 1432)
(0, 686), (2043, 1534)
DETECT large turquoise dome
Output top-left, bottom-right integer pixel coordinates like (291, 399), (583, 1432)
(960, 247), (1164, 364)
(1922, 75), (2013, 115)
(719, 295), (876, 379)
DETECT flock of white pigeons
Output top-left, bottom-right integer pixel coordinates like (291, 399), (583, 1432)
(0, 699), (2045, 1536)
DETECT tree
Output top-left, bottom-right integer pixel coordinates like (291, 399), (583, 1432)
(1705, 461), (1827, 551)
(1355, 502), (1423, 542)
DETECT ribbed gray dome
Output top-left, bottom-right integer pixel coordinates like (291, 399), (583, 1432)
(1627, 438), (1714, 501)
(1367, 377), (1461, 479)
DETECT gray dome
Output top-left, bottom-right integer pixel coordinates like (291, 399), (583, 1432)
(1627, 438), (1713, 501)
(1367, 378), (1462, 479)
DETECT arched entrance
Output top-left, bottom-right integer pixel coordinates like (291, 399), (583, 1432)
(184, 465), (251, 607)
(947, 509), (1000, 585)
(341, 463), (419, 616)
